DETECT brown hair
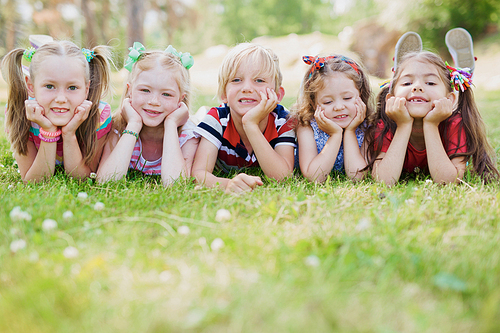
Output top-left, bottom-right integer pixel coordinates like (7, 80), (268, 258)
(113, 50), (191, 133)
(291, 55), (374, 127)
(1, 41), (111, 165)
(217, 43), (282, 101)
(365, 51), (499, 182)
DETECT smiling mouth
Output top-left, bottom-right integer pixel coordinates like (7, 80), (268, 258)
(334, 115), (349, 119)
(408, 98), (428, 103)
(239, 99), (257, 104)
(144, 109), (161, 115)
(51, 108), (69, 113)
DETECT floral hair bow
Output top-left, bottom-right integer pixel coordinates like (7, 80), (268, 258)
(23, 48), (36, 62)
(124, 42), (146, 72)
(82, 48), (95, 62)
(302, 55), (359, 77)
(446, 62), (472, 92)
(165, 45), (194, 70)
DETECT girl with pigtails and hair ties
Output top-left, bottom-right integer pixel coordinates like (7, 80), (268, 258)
(1, 39), (113, 182)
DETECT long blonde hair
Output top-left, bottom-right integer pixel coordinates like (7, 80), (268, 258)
(1, 41), (111, 165)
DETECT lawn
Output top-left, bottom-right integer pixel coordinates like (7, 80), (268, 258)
(1, 88), (500, 332)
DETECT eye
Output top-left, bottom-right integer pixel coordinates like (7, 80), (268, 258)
(255, 78), (265, 83)
(45, 84), (54, 89)
(426, 81), (436, 86)
(162, 92), (172, 97)
(402, 81), (412, 86)
(140, 88), (150, 93)
(231, 78), (241, 83)
(322, 101), (332, 105)
(343, 96), (353, 101)
(68, 86), (78, 91)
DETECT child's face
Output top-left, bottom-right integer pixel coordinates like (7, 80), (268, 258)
(316, 72), (360, 128)
(222, 60), (280, 116)
(390, 59), (452, 119)
(28, 55), (89, 127)
(128, 66), (184, 128)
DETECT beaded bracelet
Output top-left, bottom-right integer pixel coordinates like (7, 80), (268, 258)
(39, 128), (62, 137)
(122, 129), (139, 140)
(38, 133), (60, 143)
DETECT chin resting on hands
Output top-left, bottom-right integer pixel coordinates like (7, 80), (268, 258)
(314, 105), (342, 136)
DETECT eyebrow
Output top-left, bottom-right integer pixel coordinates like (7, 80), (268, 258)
(401, 73), (440, 79)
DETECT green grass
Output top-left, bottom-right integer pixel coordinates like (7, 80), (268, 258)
(2, 90), (500, 332)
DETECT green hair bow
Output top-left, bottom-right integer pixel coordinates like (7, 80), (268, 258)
(124, 42), (146, 72)
(165, 45), (194, 70)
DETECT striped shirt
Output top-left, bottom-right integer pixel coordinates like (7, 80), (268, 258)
(195, 104), (296, 173)
(128, 119), (197, 175)
(28, 101), (112, 165)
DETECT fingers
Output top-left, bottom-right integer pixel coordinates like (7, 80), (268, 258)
(226, 174), (263, 193)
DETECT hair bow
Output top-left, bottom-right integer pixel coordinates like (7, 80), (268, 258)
(445, 62), (472, 92)
(165, 45), (194, 70)
(124, 42), (146, 72)
(302, 55), (359, 77)
(82, 48), (94, 62)
(23, 47), (36, 62)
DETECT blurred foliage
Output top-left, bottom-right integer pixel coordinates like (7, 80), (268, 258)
(408, 0), (500, 51)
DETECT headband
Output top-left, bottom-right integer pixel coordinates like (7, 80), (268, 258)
(445, 62), (472, 92)
(302, 55), (360, 77)
(22, 47), (95, 63)
(124, 42), (194, 72)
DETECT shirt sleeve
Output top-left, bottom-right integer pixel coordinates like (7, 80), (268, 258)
(194, 107), (223, 149)
(96, 102), (112, 139)
(445, 114), (467, 155)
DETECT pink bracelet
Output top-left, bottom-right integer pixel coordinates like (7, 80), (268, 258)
(39, 128), (62, 137)
(38, 133), (60, 143)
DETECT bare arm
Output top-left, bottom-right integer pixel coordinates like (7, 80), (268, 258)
(242, 88), (294, 180)
(343, 97), (368, 181)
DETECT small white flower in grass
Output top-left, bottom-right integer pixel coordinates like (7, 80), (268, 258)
(63, 211), (74, 220)
(10, 239), (26, 252)
(426, 196), (432, 201)
(93, 202), (105, 211)
(77, 192), (88, 200)
(90, 172), (97, 179)
(425, 179), (433, 184)
(210, 238), (224, 251)
(8, 184), (13, 190)
(405, 199), (415, 205)
(215, 209), (231, 222)
(63, 246), (79, 259)
(356, 218), (371, 232)
(42, 219), (58, 231)
(177, 225), (190, 235)
(0, 164), (4, 168)
(10, 207), (32, 222)
(305, 255), (320, 267)
(10, 239), (26, 253)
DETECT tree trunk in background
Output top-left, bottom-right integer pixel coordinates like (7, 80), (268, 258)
(5, 0), (17, 50)
(99, 0), (111, 44)
(81, 0), (97, 47)
(127, 0), (144, 47)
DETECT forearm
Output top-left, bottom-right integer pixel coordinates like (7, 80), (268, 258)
(192, 168), (230, 189)
(161, 121), (188, 186)
(302, 133), (342, 183)
(19, 143), (57, 182)
(372, 123), (412, 185)
(243, 123), (293, 180)
(343, 130), (367, 181)
(423, 122), (461, 183)
(62, 134), (92, 179)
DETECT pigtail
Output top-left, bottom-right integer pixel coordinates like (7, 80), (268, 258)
(77, 45), (112, 166)
(1, 48), (30, 155)
(455, 89), (499, 182)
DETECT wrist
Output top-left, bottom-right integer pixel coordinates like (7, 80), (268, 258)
(126, 122), (142, 133)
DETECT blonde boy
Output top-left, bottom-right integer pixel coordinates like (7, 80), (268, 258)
(192, 43), (296, 193)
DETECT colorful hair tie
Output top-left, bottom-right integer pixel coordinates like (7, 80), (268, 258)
(23, 48), (36, 62)
(124, 42), (146, 72)
(38, 133), (60, 143)
(165, 45), (194, 70)
(446, 61), (472, 92)
(82, 48), (95, 62)
(379, 79), (391, 89)
(302, 55), (360, 77)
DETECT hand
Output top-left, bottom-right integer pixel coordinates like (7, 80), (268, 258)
(386, 96), (413, 126)
(25, 99), (56, 131)
(424, 97), (453, 125)
(122, 98), (143, 130)
(242, 88), (278, 126)
(226, 173), (263, 193)
(61, 100), (92, 136)
(314, 105), (342, 136)
(345, 97), (366, 132)
(165, 102), (189, 127)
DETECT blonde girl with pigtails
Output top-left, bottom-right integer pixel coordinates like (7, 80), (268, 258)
(97, 43), (199, 186)
(1, 40), (112, 182)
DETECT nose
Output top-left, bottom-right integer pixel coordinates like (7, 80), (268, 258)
(55, 90), (67, 103)
(412, 82), (424, 92)
(148, 93), (160, 106)
(241, 79), (254, 93)
(332, 100), (345, 111)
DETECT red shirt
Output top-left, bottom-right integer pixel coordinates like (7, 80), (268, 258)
(375, 113), (467, 173)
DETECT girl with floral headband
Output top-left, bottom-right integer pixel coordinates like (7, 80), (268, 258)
(1, 40), (112, 182)
(97, 43), (199, 186)
(291, 55), (373, 182)
(365, 50), (498, 185)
